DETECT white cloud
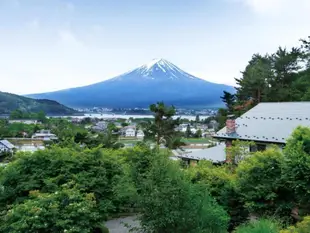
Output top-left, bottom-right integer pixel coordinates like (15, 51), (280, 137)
(240, 0), (285, 14)
(228, 0), (310, 55)
(58, 30), (83, 47)
(237, 0), (310, 15)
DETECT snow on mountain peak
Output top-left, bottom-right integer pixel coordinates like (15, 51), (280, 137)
(145, 58), (164, 69)
(136, 58), (188, 80)
(109, 58), (198, 82)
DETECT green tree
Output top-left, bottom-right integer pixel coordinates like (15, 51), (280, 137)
(282, 127), (310, 217)
(138, 153), (229, 233)
(85, 130), (123, 149)
(81, 117), (92, 125)
(107, 123), (118, 132)
(74, 131), (88, 144)
(215, 108), (229, 129)
(269, 47), (302, 101)
(221, 91), (236, 112)
(301, 36), (310, 67)
(9, 109), (23, 119)
(195, 115), (200, 123)
(0, 119), (7, 138)
(0, 146), (136, 217)
(187, 160), (248, 230)
(185, 124), (192, 138)
(0, 185), (103, 233)
(123, 144), (155, 193)
(121, 122), (129, 127)
(194, 129), (202, 138)
(236, 148), (292, 218)
(234, 41), (307, 106)
(235, 54), (272, 103)
(142, 102), (181, 149)
(37, 110), (47, 123)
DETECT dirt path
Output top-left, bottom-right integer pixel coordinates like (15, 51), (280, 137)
(105, 215), (141, 233)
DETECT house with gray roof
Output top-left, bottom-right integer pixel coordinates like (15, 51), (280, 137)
(213, 102), (310, 158)
(172, 143), (226, 165)
(92, 121), (108, 132)
(0, 140), (15, 154)
(32, 130), (58, 141)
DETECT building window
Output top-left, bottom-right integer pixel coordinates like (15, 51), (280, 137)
(250, 145), (257, 152)
(257, 144), (266, 151)
(250, 144), (266, 152)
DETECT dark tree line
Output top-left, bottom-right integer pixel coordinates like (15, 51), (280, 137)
(220, 36), (310, 116)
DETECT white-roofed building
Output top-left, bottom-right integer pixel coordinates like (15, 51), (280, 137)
(0, 140), (15, 154)
(213, 102), (310, 162)
(32, 130), (58, 141)
(172, 143), (226, 166)
(136, 130), (145, 139)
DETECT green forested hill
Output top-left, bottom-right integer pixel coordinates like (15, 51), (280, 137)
(0, 91), (76, 115)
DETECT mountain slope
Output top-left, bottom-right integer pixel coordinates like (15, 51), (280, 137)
(28, 59), (235, 108)
(0, 91), (76, 115)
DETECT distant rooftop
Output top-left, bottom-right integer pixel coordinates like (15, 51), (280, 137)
(174, 143), (226, 163)
(214, 102), (310, 144)
(0, 140), (15, 149)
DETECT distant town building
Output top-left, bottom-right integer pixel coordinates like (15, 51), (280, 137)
(172, 143), (226, 166)
(136, 130), (145, 139)
(70, 118), (82, 124)
(121, 126), (136, 137)
(92, 121), (108, 132)
(0, 140), (15, 154)
(190, 128), (197, 134)
(114, 122), (122, 128)
(32, 130), (58, 141)
(208, 120), (219, 130)
(9, 119), (39, 125)
(125, 128), (136, 137)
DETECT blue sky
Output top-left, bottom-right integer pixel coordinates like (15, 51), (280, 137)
(0, 0), (309, 94)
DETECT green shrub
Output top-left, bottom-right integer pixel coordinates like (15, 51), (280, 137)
(93, 224), (110, 233)
(235, 219), (280, 233)
(280, 216), (310, 233)
(0, 146), (137, 217)
(138, 153), (229, 233)
(0, 186), (101, 233)
(187, 161), (248, 230)
(236, 148), (292, 217)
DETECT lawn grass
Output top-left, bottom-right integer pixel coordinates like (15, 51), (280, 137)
(118, 139), (141, 144)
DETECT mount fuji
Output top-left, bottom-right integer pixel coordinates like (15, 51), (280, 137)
(28, 59), (234, 108)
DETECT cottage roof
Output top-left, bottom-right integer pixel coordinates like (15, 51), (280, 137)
(0, 140), (15, 149)
(214, 102), (310, 144)
(123, 126), (136, 130)
(174, 144), (226, 163)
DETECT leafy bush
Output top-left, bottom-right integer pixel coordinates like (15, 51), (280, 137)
(0, 185), (101, 233)
(0, 146), (137, 217)
(235, 219), (280, 233)
(280, 216), (310, 233)
(282, 127), (310, 215)
(138, 153), (229, 233)
(187, 160), (248, 230)
(236, 148), (292, 218)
